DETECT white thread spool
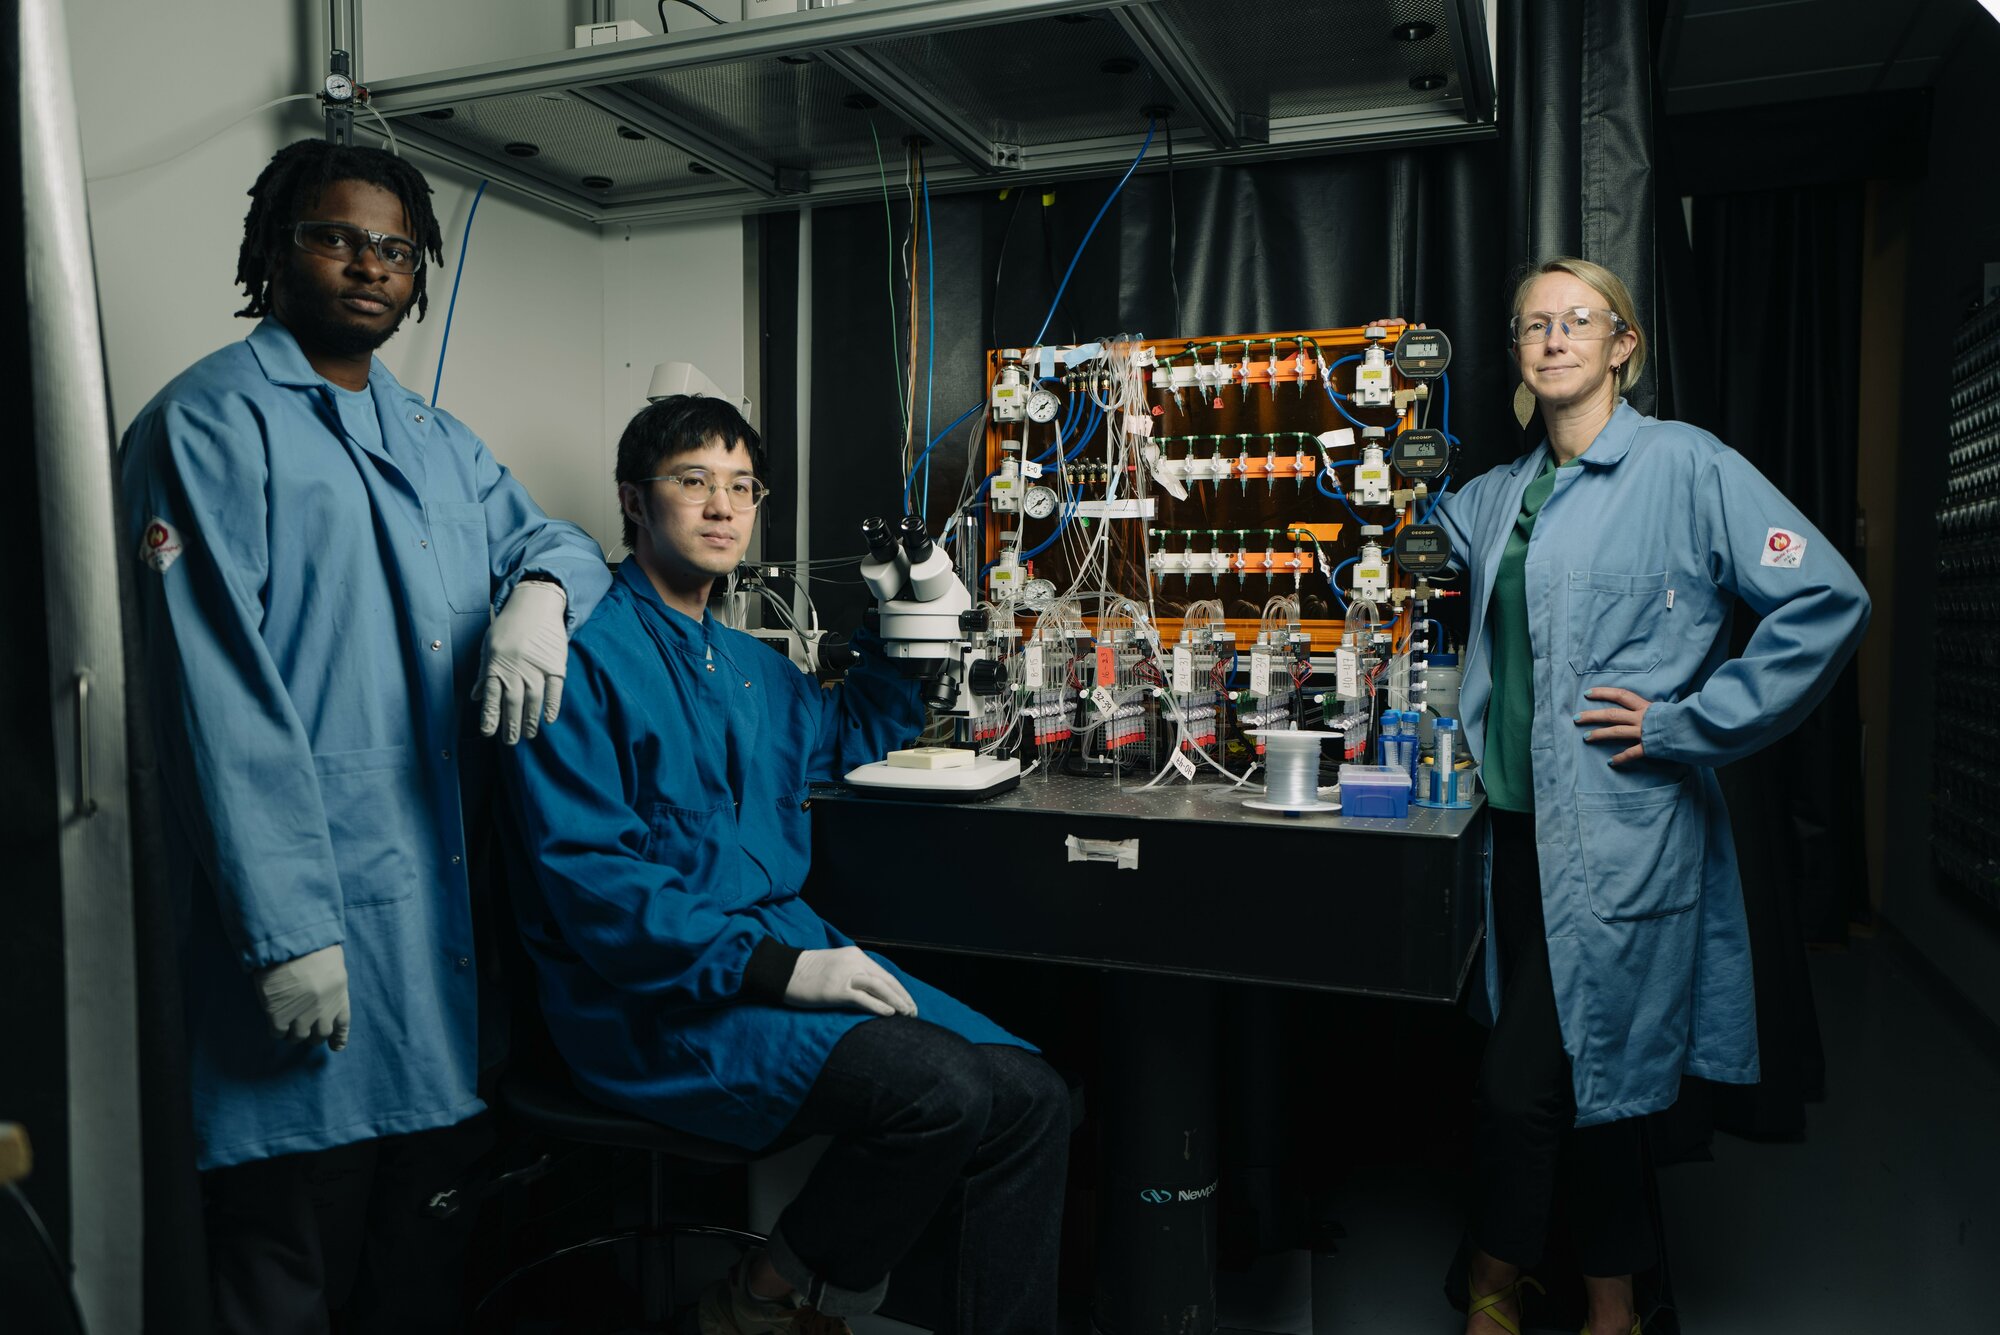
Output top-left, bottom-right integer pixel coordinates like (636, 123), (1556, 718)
(1242, 729), (1339, 813)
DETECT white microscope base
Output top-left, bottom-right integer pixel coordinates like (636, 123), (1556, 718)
(843, 755), (1022, 800)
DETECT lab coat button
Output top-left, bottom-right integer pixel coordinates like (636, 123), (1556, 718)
(442, 749), (451, 760)
(450, 854), (462, 865)
(421, 540), (430, 549)
(431, 639), (443, 651)
(455, 956), (469, 969)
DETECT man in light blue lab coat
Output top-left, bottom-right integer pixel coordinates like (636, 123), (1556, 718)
(1434, 258), (1870, 1335)
(121, 140), (610, 1334)
(500, 396), (1071, 1335)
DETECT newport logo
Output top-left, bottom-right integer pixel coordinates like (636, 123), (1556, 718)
(1138, 1181), (1219, 1205)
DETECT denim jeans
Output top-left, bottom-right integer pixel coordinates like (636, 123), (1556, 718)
(765, 1017), (1070, 1333)
(1476, 810), (1657, 1277)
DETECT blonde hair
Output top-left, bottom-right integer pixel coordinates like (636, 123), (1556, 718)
(1511, 256), (1647, 394)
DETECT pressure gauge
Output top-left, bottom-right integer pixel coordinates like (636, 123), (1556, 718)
(1390, 427), (1450, 481)
(1020, 578), (1057, 611)
(1392, 522), (1453, 574)
(1023, 485), (1059, 520)
(1392, 327), (1451, 380)
(1025, 389), (1062, 424)
(322, 73), (355, 103)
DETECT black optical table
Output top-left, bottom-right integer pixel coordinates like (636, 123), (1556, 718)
(805, 772), (1487, 1335)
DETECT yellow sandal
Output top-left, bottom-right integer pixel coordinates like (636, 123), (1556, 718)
(1467, 1274), (1544, 1335)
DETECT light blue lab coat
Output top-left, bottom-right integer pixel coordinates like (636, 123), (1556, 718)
(1433, 402), (1869, 1126)
(121, 318), (611, 1169)
(500, 560), (1030, 1150)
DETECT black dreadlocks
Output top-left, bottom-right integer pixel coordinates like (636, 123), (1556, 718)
(234, 139), (444, 322)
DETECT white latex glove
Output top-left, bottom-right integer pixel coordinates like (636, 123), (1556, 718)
(784, 947), (919, 1019)
(253, 943), (351, 1050)
(475, 579), (569, 744)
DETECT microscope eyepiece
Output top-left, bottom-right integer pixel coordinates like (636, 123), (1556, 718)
(897, 515), (934, 564)
(861, 516), (900, 564)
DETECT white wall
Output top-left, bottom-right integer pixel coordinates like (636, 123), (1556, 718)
(70, 0), (726, 560)
(600, 216), (748, 557)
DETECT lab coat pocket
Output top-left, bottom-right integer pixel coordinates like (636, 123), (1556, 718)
(1567, 570), (1668, 674)
(640, 800), (742, 902)
(314, 746), (425, 908)
(428, 501), (492, 615)
(762, 786), (813, 898)
(1573, 777), (1703, 922)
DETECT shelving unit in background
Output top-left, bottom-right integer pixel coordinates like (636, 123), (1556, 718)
(1934, 292), (2000, 916)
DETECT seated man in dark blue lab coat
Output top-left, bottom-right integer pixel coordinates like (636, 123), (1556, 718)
(121, 140), (612, 1335)
(501, 396), (1071, 1335)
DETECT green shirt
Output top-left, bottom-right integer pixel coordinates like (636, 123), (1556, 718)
(1483, 455), (1574, 812)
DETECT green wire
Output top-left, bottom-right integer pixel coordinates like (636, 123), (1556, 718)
(868, 121), (909, 442)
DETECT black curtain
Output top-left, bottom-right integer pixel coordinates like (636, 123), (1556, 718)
(1650, 184), (1869, 1148)
(804, 139), (1515, 632)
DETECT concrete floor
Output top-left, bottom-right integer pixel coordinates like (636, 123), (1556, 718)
(1259, 933), (2000, 1334)
(750, 934), (2000, 1335)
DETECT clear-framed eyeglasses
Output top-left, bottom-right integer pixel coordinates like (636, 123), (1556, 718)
(293, 220), (425, 274)
(1509, 306), (1629, 345)
(638, 469), (771, 511)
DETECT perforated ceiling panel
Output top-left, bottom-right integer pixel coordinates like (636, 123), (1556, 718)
(1159, 0), (1464, 121)
(620, 59), (929, 174)
(404, 93), (747, 208)
(365, 0), (1493, 224)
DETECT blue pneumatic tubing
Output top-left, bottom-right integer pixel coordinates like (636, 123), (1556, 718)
(1422, 475), (1451, 523)
(431, 179), (488, 407)
(902, 401), (985, 518)
(1315, 461), (1366, 527)
(1031, 120), (1157, 347)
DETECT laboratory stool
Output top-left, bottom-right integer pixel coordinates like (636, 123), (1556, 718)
(474, 1067), (783, 1334)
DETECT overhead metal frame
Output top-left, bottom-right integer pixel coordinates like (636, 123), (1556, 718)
(358, 0), (1497, 227)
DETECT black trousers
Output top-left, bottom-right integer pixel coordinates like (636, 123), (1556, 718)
(767, 1017), (1071, 1334)
(202, 1115), (493, 1335)
(1475, 810), (1657, 1277)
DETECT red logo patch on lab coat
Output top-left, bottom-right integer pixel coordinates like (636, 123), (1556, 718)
(139, 517), (185, 573)
(1760, 527), (1805, 569)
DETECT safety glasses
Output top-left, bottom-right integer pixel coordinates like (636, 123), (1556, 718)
(637, 469), (771, 511)
(293, 221), (424, 274)
(1509, 306), (1629, 345)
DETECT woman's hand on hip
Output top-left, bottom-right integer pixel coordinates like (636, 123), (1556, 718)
(1575, 686), (1651, 766)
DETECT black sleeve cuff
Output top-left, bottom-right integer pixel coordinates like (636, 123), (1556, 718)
(741, 937), (803, 1005)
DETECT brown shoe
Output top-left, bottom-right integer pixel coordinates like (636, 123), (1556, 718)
(696, 1263), (853, 1335)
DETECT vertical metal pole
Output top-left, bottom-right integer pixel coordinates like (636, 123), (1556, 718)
(793, 207), (813, 630)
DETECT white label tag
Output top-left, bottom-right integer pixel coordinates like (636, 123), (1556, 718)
(1249, 650), (1273, 696)
(1025, 643), (1044, 684)
(1318, 428), (1357, 451)
(1073, 499), (1158, 520)
(1336, 647), (1359, 698)
(1170, 750), (1196, 780)
(1091, 685), (1117, 715)
(1760, 527), (1807, 568)
(1021, 459), (1043, 479)
(1172, 646), (1193, 693)
(138, 516), (185, 573)
(1123, 413), (1154, 438)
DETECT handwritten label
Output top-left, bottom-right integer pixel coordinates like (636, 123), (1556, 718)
(1025, 643), (1044, 684)
(1336, 647), (1359, 698)
(1172, 646), (1193, 693)
(1249, 650), (1273, 697)
(1170, 750), (1196, 780)
(1091, 686), (1117, 715)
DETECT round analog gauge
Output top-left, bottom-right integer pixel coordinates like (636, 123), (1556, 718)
(323, 73), (355, 103)
(1023, 485), (1059, 519)
(1020, 578), (1057, 610)
(1025, 389), (1062, 424)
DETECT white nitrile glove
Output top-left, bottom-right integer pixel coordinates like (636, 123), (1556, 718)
(475, 579), (569, 744)
(253, 944), (351, 1050)
(783, 947), (919, 1019)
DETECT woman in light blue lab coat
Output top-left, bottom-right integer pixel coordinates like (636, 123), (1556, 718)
(1432, 258), (1870, 1335)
